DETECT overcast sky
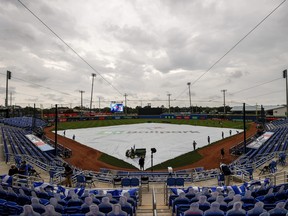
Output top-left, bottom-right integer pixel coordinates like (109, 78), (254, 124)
(0, 0), (287, 109)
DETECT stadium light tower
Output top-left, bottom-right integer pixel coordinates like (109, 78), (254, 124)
(90, 73), (96, 114)
(124, 93), (128, 116)
(5, 70), (12, 107)
(79, 90), (85, 109)
(221, 89), (227, 115)
(283, 69), (288, 118)
(187, 82), (192, 114)
(167, 93), (171, 114)
(54, 104), (58, 156)
(243, 103), (247, 153)
(98, 97), (101, 113)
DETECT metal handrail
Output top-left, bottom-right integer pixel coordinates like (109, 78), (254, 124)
(257, 170), (287, 185)
(231, 151), (284, 181)
(12, 174), (44, 188)
(152, 186), (157, 216)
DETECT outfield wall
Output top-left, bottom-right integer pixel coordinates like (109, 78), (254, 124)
(55, 113), (261, 122)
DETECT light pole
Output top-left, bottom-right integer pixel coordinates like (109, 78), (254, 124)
(5, 71), (12, 107)
(167, 93), (171, 114)
(79, 90), (85, 109)
(187, 82), (192, 114)
(221, 89), (227, 115)
(54, 104), (58, 156)
(90, 73), (96, 114)
(243, 103), (247, 154)
(124, 93), (128, 116)
(98, 97), (101, 113)
(151, 148), (157, 172)
(283, 69), (288, 118)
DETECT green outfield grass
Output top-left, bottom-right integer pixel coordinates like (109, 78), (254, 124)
(58, 118), (244, 130)
(57, 118), (245, 170)
(98, 153), (137, 169)
(151, 150), (203, 171)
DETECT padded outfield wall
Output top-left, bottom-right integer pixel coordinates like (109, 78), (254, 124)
(54, 113), (259, 122)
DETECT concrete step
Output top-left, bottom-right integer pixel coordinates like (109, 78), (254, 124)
(137, 205), (171, 216)
(137, 210), (171, 216)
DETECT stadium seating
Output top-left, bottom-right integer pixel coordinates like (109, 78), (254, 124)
(0, 181), (140, 216)
(0, 116), (47, 130)
(167, 180), (288, 216)
(3, 117), (288, 216)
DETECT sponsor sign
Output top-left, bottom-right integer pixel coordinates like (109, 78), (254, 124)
(247, 132), (274, 149)
(25, 134), (54, 152)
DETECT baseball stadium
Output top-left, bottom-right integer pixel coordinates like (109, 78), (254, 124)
(1, 0), (288, 216)
(1, 113), (288, 216)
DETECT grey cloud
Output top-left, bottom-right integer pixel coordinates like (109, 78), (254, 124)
(42, 93), (65, 102)
(230, 70), (244, 79)
(0, 86), (6, 94)
(106, 24), (159, 49)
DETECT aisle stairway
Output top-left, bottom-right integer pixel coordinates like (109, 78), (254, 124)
(137, 183), (171, 216)
(137, 207), (171, 216)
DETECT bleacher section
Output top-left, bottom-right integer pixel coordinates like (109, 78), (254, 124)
(1, 126), (62, 166)
(168, 181), (288, 216)
(230, 119), (288, 181)
(0, 180), (139, 216)
(0, 116), (47, 131)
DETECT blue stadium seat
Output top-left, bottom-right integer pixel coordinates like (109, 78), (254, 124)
(0, 199), (7, 216)
(67, 199), (83, 207)
(6, 201), (23, 215)
(64, 206), (81, 214)
(17, 194), (31, 206)
(172, 198), (190, 213)
(76, 175), (86, 187)
(54, 205), (64, 214)
(80, 206), (90, 213)
(99, 205), (113, 214)
(175, 178), (185, 187)
(166, 178), (176, 187)
(33, 206), (46, 214)
(175, 204), (190, 216)
(121, 178), (131, 187)
(0, 190), (7, 200)
(205, 213), (224, 216)
(6, 192), (18, 203)
(121, 205), (133, 216)
(241, 197), (255, 206)
(130, 178), (140, 187)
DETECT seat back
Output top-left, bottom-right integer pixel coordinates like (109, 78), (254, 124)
(76, 175), (86, 187)
(17, 195), (31, 205)
(226, 213), (246, 216)
(0, 199), (7, 215)
(99, 205), (113, 214)
(81, 206), (90, 213)
(175, 178), (185, 187)
(205, 212), (224, 216)
(166, 178), (176, 187)
(172, 198), (189, 213)
(121, 205), (133, 215)
(67, 200), (83, 207)
(33, 206), (46, 214)
(270, 213), (287, 216)
(6, 201), (23, 215)
(130, 178), (140, 187)
(6, 193), (18, 202)
(121, 178), (131, 187)
(64, 206), (81, 214)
